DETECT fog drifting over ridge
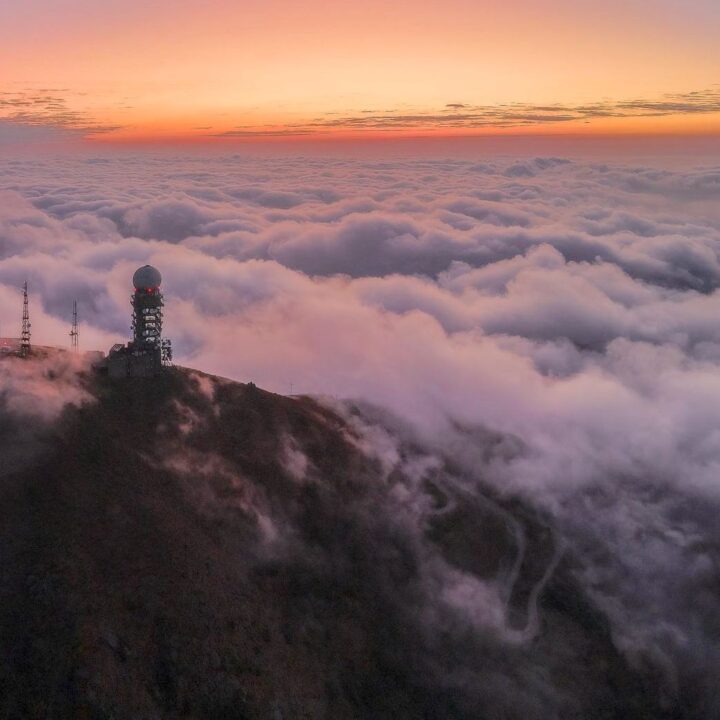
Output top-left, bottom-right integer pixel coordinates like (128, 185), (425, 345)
(2, 152), (720, 713)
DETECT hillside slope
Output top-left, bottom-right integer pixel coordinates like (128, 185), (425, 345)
(0, 360), (669, 719)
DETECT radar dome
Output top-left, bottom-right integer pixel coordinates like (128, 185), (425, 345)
(133, 265), (162, 290)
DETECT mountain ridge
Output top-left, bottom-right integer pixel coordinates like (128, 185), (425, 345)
(0, 361), (670, 719)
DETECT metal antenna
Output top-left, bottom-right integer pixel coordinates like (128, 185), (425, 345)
(20, 281), (31, 358)
(70, 300), (79, 352)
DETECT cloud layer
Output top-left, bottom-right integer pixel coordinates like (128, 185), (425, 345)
(2, 151), (720, 713)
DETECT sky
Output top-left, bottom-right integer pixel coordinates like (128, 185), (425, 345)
(1, 0), (720, 144)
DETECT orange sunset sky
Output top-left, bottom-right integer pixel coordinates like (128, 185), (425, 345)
(1, 0), (719, 144)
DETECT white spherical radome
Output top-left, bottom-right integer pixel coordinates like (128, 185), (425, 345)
(133, 265), (162, 290)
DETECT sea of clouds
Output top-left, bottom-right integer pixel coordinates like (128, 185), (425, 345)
(2, 150), (720, 713)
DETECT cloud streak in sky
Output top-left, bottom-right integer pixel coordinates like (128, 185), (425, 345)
(0, 89), (120, 140)
(3, 86), (720, 143)
(213, 87), (720, 138)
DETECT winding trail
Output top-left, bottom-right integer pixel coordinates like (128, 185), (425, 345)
(511, 530), (564, 643)
(433, 475), (564, 643)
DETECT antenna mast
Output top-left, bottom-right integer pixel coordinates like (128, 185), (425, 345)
(20, 281), (31, 358)
(70, 300), (79, 352)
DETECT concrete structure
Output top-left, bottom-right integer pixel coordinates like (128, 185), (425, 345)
(0, 338), (21, 355)
(107, 344), (163, 378)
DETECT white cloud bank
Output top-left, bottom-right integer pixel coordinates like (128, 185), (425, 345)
(2, 151), (720, 711)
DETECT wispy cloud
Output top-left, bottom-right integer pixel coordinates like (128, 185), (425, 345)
(3, 85), (720, 142)
(0, 90), (120, 137)
(211, 127), (318, 138)
(210, 87), (720, 138)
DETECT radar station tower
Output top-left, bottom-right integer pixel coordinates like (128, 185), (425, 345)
(106, 265), (171, 377)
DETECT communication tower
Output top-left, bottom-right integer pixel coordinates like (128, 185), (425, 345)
(20, 281), (31, 358)
(70, 300), (79, 352)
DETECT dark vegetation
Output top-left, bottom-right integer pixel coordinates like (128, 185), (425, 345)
(0, 366), (671, 719)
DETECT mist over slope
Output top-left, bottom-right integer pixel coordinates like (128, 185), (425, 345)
(1, 153), (720, 716)
(0, 355), (698, 719)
